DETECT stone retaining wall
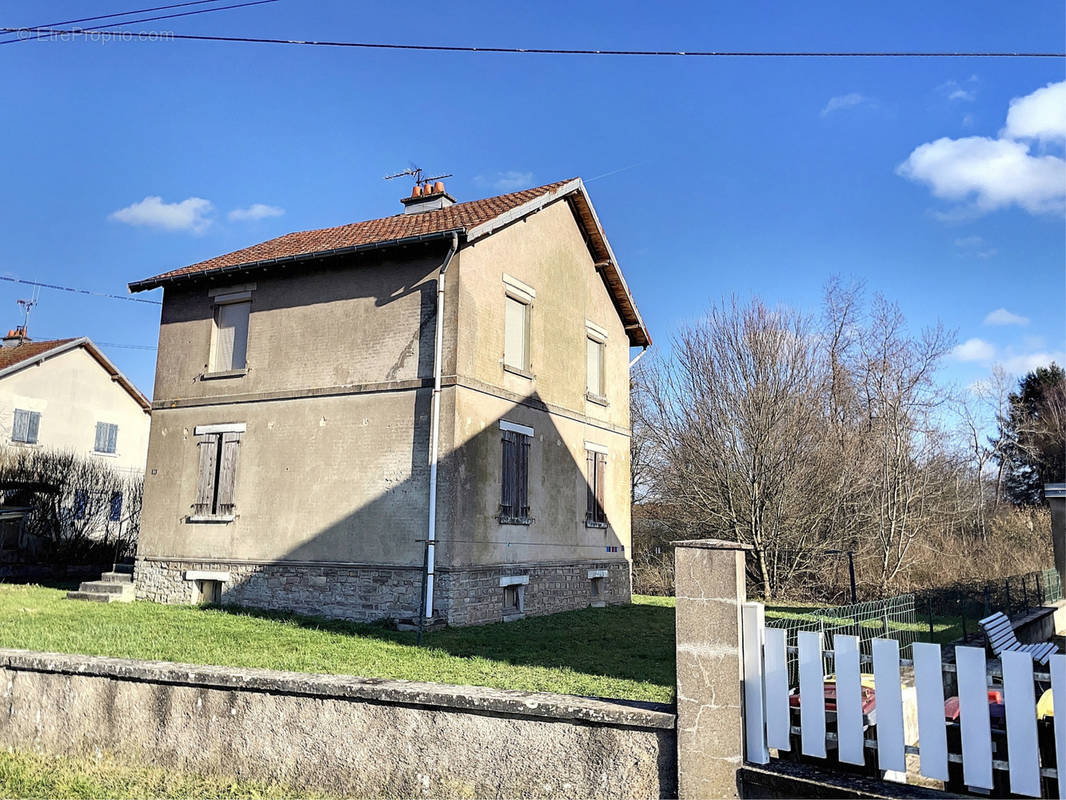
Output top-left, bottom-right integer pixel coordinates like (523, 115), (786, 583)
(0, 649), (676, 799)
(135, 557), (631, 626)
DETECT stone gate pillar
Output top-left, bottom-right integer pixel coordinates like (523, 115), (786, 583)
(673, 539), (752, 800)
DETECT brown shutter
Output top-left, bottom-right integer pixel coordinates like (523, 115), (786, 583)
(517, 433), (530, 518)
(586, 450), (596, 521)
(595, 452), (607, 523)
(216, 432), (241, 515)
(193, 435), (218, 516)
(501, 431), (515, 518)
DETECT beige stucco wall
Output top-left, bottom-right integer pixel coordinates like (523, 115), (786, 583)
(0, 346), (150, 476)
(140, 199), (634, 582)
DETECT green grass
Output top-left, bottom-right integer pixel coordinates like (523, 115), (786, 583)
(0, 750), (331, 800)
(763, 603), (963, 644)
(0, 584), (676, 703)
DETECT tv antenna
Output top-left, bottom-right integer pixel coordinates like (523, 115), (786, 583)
(16, 284), (40, 334)
(384, 165), (453, 187)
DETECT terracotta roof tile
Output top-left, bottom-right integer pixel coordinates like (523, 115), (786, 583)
(0, 339), (78, 372)
(131, 180), (575, 289)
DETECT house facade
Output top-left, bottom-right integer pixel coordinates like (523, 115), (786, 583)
(0, 334), (151, 477)
(130, 178), (650, 626)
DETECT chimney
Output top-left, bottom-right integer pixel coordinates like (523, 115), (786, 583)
(1, 326), (28, 348)
(401, 181), (455, 215)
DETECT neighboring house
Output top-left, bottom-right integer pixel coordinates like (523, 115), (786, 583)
(129, 178), (651, 626)
(0, 333), (151, 541)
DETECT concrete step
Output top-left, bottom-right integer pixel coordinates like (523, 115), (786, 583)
(99, 572), (134, 584)
(78, 580), (133, 595)
(65, 590), (131, 603)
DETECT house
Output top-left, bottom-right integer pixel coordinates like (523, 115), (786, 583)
(0, 332), (151, 476)
(128, 178), (650, 626)
(0, 333), (151, 553)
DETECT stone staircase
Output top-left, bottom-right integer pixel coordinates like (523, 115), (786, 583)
(66, 563), (135, 603)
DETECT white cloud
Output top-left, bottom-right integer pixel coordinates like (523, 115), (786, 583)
(109, 196), (213, 233)
(953, 235), (997, 259)
(475, 171), (534, 192)
(952, 337), (997, 363)
(820, 93), (869, 117)
(228, 203), (285, 222)
(938, 79), (977, 103)
(983, 308), (1029, 327)
(1000, 350), (1065, 375)
(898, 80), (1066, 217)
(1003, 80), (1066, 143)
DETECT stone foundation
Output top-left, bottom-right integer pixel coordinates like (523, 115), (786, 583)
(134, 557), (631, 627)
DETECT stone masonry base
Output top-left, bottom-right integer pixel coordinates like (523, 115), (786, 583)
(134, 558), (631, 627)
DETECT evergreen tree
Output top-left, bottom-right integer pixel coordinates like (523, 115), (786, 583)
(993, 363), (1066, 505)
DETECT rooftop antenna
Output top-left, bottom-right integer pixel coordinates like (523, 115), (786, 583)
(384, 165), (453, 188)
(15, 284), (39, 337)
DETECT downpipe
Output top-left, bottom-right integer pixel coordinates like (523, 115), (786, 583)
(419, 231), (459, 643)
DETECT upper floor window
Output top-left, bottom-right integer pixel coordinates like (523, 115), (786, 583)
(502, 274), (535, 376)
(12, 409), (40, 444)
(499, 420), (532, 525)
(94, 422), (118, 454)
(212, 293), (251, 372)
(585, 321), (608, 403)
(191, 423), (244, 521)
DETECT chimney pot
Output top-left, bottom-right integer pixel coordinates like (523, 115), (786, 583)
(411, 184), (422, 197)
(434, 181), (445, 194)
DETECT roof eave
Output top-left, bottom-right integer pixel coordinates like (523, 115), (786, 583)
(129, 228), (467, 294)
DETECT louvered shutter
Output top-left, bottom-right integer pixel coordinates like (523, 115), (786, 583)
(517, 433), (530, 518)
(25, 412), (39, 444)
(94, 422), (106, 452)
(106, 424), (118, 454)
(595, 453), (607, 523)
(216, 432), (241, 515)
(193, 435), (219, 515)
(500, 431), (515, 518)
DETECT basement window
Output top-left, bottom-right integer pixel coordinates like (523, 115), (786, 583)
(195, 579), (221, 605)
(500, 575), (528, 622)
(589, 569), (608, 607)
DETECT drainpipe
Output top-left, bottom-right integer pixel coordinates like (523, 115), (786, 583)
(629, 344), (649, 368)
(420, 231), (459, 641)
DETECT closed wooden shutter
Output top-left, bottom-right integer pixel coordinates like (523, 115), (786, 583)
(94, 422), (107, 452)
(586, 450), (596, 521)
(193, 434), (219, 516)
(106, 423), (118, 454)
(216, 432), (241, 515)
(25, 411), (39, 444)
(12, 410), (28, 443)
(595, 452), (607, 523)
(501, 430), (516, 518)
(517, 433), (530, 517)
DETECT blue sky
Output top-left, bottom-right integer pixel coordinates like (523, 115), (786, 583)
(3, 1), (1064, 412)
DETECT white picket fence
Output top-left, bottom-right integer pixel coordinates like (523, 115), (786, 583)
(740, 603), (1066, 797)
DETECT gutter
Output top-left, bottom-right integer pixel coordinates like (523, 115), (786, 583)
(128, 229), (465, 293)
(419, 231), (459, 641)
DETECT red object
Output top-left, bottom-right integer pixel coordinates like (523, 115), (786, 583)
(790, 682), (877, 715)
(944, 691), (1003, 721)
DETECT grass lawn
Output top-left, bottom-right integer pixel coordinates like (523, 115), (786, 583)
(764, 603), (963, 644)
(0, 750), (331, 800)
(0, 584), (676, 703)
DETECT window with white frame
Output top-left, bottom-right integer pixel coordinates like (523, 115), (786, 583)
(211, 292), (251, 372)
(94, 422), (118, 454)
(502, 274), (535, 375)
(12, 409), (40, 444)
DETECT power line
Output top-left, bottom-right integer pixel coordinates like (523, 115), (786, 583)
(0, 0), (228, 45)
(0, 275), (161, 305)
(1, 1), (279, 46)
(3, 26), (1062, 58)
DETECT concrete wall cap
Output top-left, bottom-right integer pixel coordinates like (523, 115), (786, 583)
(670, 538), (753, 551)
(0, 649), (675, 731)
